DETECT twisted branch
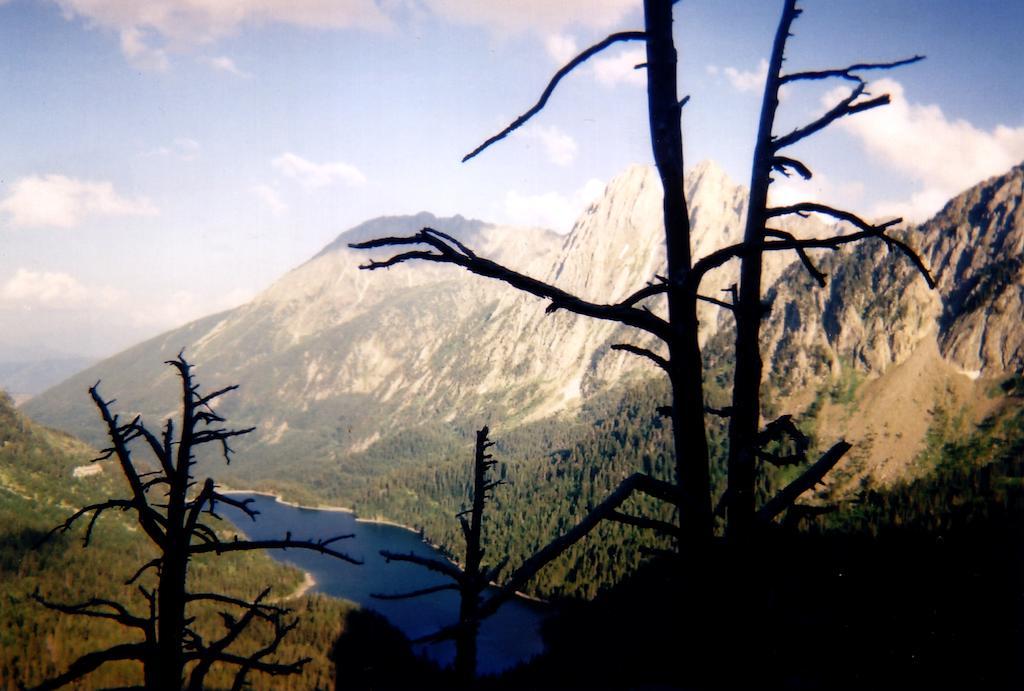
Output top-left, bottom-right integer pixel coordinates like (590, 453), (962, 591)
(462, 31), (647, 162)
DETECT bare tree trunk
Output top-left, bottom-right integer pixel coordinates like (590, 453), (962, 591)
(454, 605), (479, 686)
(455, 428), (488, 684)
(643, 0), (712, 544)
(726, 0), (795, 542)
(153, 547), (187, 690)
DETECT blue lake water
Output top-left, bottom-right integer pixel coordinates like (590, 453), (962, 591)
(219, 493), (547, 675)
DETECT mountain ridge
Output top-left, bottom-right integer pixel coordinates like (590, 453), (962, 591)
(23, 160), (1024, 499)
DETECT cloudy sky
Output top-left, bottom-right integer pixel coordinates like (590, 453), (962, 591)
(1, 0), (1022, 361)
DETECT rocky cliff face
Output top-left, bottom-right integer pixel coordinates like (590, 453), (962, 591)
(23, 163), (755, 465)
(753, 164), (1024, 396)
(23, 161), (1024, 491)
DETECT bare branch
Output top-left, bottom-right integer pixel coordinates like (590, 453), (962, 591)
(191, 535), (361, 565)
(691, 207), (935, 291)
(756, 441), (851, 523)
(704, 405), (733, 418)
(89, 384), (167, 546)
(611, 343), (670, 373)
(781, 55), (924, 84)
(620, 277), (668, 308)
(186, 592), (289, 616)
(478, 472), (679, 620)
(765, 228), (826, 286)
(125, 558), (161, 585)
(697, 293), (736, 311)
(771, 156), (812, 180)
(194, 384), (240, 409)
(210, 491), (260, 521)
(24, 643), (149, 691)
(766, 203), (937, 288)
(379, 550), (466, 585)
(462, 31), (647, 162)
(31, 591), (149, 631)
(38, 499), (134, 548)
(607, 510), (682, 539)
(371, 583), (461, 600)
(773, 81), (890, 151)
(351, 228), (672, 341)
(127, 417), (174, 476)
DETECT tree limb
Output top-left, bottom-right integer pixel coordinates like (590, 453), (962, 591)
(38, 499), (135, 548)
(765, 228), (826, 286)
(607, 510), (682, 539)
(24, 643), (149, 691)
(478, 472), (679, 620)
(350, 228), (673, 341)
(462, 31), (647, 162)
(781, 55), (924, 84)
(371, 583), (461, 600)
(611, 343), (670, 373)
(690, 208), (935, 291)
(379, 550), (466, 585)
(773, 81), (889, 151)
(766, 203), (936, 288)
(191, 535), (361, 565)
(31, 592), (150, 631)
(756, 441), (851, 523)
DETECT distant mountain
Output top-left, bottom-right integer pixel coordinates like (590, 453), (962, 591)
(0, 356), (95, 404)
(22, 163), (770, 486)
(23, 161), (1024, 501)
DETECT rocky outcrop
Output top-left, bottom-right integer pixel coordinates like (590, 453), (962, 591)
(23, 160), (1024, 490)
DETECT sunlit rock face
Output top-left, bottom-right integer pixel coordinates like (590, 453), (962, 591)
(25, 160), (1024, 489)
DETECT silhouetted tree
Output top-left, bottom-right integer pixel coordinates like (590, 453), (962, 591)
(721, 0), (933, 541)
(30, 353), (360, 691)
(373, 426), (507, 685)
(351, 0), (933, 613)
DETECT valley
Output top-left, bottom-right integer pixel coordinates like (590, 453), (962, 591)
(5, 159), (1024, 687)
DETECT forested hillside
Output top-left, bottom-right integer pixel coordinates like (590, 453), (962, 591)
(342, 366), (1024, 601)
(0, 392), (354, 689)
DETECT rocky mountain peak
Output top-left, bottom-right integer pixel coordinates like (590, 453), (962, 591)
(23, 160), (1024, 495)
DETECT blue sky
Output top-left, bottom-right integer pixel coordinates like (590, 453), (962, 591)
(0, 0), (1022, 361)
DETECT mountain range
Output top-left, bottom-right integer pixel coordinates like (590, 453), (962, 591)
(23, 159), (1024, 504)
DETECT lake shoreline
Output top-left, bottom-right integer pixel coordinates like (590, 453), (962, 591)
(273, 570), (317, 602)
(219, 487), (548, 605)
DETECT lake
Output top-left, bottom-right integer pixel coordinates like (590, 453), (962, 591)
(219, 492), (547, 675)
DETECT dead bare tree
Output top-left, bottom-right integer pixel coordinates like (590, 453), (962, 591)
(352, 0), (707, 556)
(30, 353), (361, 691)
(351, 0), (933, 607)
(721, 0), (934, 540)
(372, 426), (508, 685)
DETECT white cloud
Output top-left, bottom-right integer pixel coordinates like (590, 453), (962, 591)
(0, 175), (158, 228)
(722, 58), (768, 93)
(523, 125), (578, 166)
(768, 170), (865, 210)
(52, 0), (392, 69)
(203, 55), (251, 78)
(423, 0), (638, 34)
(831, 78), (1024, 221)
(545, 33), (578, 64)
(272, 152), (367, 189)
(147, 137), (201, 161)
(0, 269), (120, 309)
(592, 47), (646, 87)
(503, 178), (605, 233)
(129, 287), (253, 331)
(120, 25), (170, 71)
(253, 184), (287, 215)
